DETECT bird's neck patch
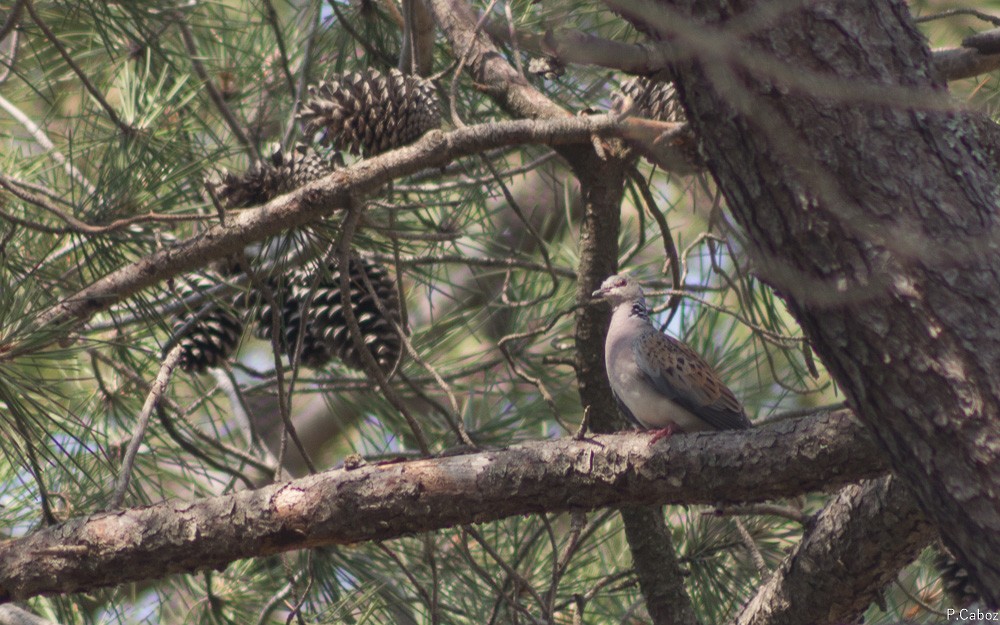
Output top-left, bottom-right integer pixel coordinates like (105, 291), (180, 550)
(630, 299), (649, 321)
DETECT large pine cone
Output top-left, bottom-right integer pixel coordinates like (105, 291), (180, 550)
(294, 256), (403, 374)
(208, 144), (337, 209)
(241, 257), (403, 373)
(298, 68), (440, 157)
(171, 274), (243, 373)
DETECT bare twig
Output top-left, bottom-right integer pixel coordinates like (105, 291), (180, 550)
(176, 18), (259, 159)
(709, 503), (811, 526)
(734, 517), (769, 576)
(913, 8), (1000, 25)
(25, 0), (132, 135)
(0, 0), (25, 45)
(337, 201), (432, 454)
(0, 174), (209, 234)
(109, 345), (183, 509)
(0, 94), (96, 194)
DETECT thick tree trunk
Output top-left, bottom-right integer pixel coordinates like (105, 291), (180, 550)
(647, 0), (1000, 604)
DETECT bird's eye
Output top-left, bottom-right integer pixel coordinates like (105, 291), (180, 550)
(614, 278), (627, 287)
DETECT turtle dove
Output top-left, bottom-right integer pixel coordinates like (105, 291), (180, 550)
(592, 274), (751, 440)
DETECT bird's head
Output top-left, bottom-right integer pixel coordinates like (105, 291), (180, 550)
(592, 273), (644, 306)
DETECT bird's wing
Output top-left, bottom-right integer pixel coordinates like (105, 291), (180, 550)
(632, 330), (751, 430)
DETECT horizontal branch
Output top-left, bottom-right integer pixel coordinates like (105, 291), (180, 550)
(0, 411), (886, 602)
(22, 114), (629, 357)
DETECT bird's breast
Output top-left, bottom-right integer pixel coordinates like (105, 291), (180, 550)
(605, 333), (710, 432)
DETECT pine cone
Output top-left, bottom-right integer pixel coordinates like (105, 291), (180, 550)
(298, 69), (440, 156)
(934, 545), (980, 608)
(241, 275), (334, 369)
(171, 274), (243, 373)
(294, 256), (403, 374)
(618, 76), (686, 123)
(208, 144), (337, 209)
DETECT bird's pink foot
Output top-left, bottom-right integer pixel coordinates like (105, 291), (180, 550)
(647, 424), (678, 446)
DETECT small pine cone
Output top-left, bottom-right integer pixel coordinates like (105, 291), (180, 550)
(934, 545), (981, 608)
(618, 77), (686, 123)
(294, 256), (403, 374)
(298, 68), (440, 156)
(171, 274), (243, 373)
(208, 144), (337, 208)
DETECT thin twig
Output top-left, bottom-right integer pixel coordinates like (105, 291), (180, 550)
(733, 517), (769, 576)
(89, 349), (275, 477)
(627, 168), (682, 319)
(0, 175), (209, 234)
(25, 0), (132, 135)
(259, 0), (296, 96)
(0, 23), (18, 85)
(464, 525), (550, 622)
(457, 529), (538, 624)
(709, 503), (811, 526)
(366, 251), (577, 278)
(0, 94), (96, 193)
(237, 257), (316, 476)
(176, 18), (259, 159)
(0, 0), (25, 45)
(395, 151), (559, 192)
(282, 2), (321, 149)
(449, 0), (503, 127)
(109, 345), (183, 509)
(337, 201), (432, 454)
(325, 0), (395, 66)
(913, 8), (1000, 25)
(377, 543), (436, 610)
(482, 156), (560, 307)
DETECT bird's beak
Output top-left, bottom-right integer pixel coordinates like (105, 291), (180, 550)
(591, 288), (604, 299)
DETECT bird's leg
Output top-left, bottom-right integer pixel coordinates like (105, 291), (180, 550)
(647, 423), (678, 446)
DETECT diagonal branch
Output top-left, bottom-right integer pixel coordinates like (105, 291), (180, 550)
(0, 411), (885, 602)
(18, 114), (627, 360)
(736, 476), (934, 625)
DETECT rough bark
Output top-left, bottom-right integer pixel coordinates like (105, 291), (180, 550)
(737, 476), (935, 625)
(635, 0), (1000, 605)
(0, 411), (883, 602)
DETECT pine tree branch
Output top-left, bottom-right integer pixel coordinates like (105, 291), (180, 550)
(0, 411), (886, 602)
(428, 0), (569, 122)
(736, 476), (934, 625)
(18, 113), (635, 361)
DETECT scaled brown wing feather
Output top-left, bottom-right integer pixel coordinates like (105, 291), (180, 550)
(632, 331), (751, 430)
